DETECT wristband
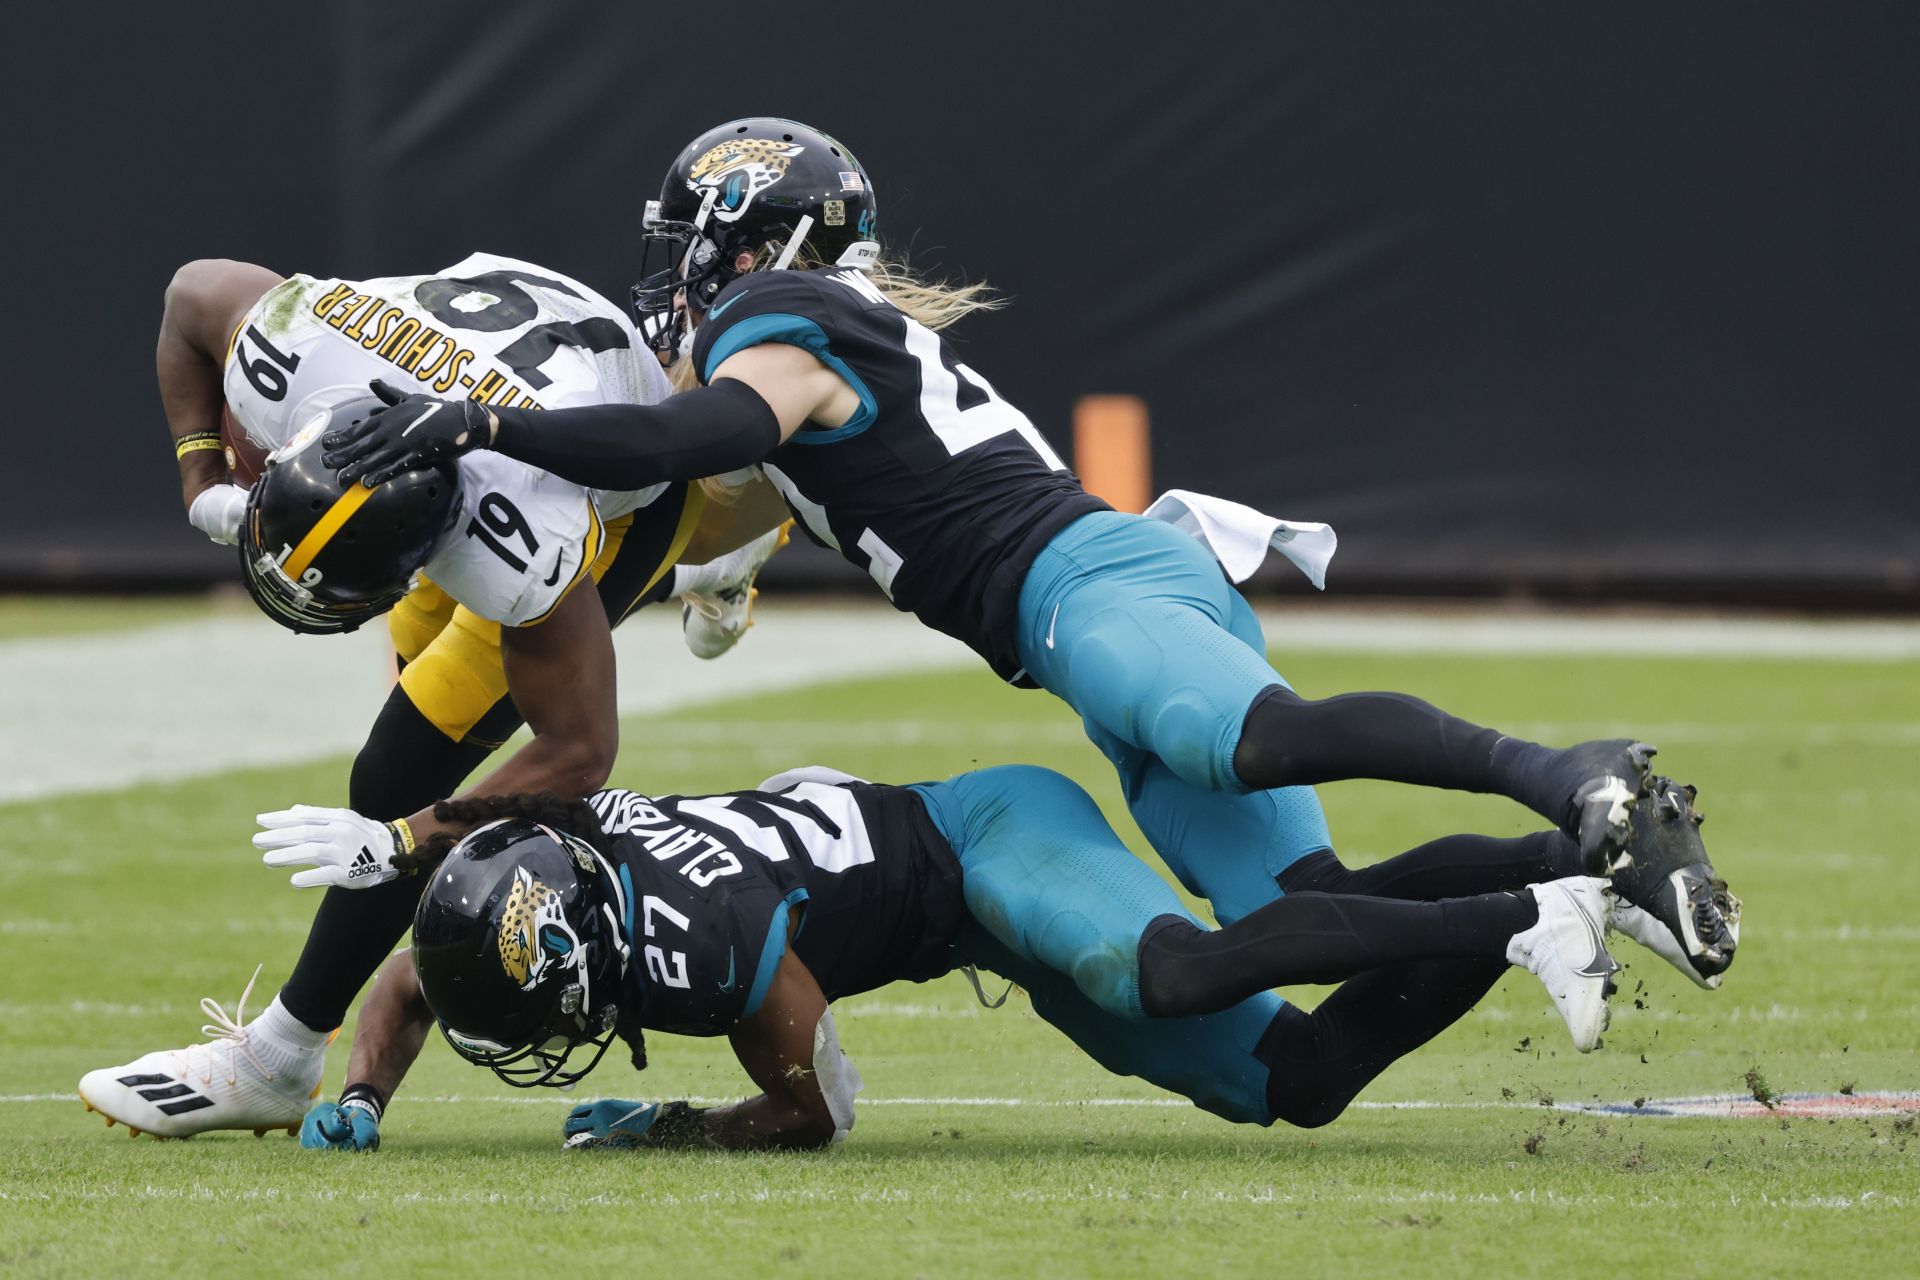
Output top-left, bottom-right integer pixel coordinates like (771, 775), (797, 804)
(174, 431), (224, 459)
(339, 1082), (387, 1122)
(388, 818), (416, 858)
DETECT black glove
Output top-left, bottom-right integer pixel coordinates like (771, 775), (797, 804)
(322, 380), (492, 487)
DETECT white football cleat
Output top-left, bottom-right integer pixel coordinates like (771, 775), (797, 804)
(1506, 876), (1621, 1053)
(77, 968), (323, 1139)
(680, 521), (790, 660)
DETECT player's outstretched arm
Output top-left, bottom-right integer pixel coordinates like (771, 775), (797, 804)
(565, 945), (839, 1153)
(323, 341), (853, 491)
(709, 945), (839, 1150)
(155, 259), (282, 538)
(300, 951), (433, 1152)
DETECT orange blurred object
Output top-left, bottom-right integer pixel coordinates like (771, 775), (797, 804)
(1072, 395), (1151, 514)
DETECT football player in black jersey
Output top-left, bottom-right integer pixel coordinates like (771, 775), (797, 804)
(292, 760), (1689, 1151)
(323, 118), (1738, 998)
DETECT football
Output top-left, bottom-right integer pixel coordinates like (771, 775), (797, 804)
(220, 404), (268, 487)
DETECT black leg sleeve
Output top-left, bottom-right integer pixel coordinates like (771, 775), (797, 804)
(1228, 687), (1635, 836)
(276, 686), (501, 1032)
(1280, 830), (1583, 902)
(1137, 887), (1536, 1018)
(1234, 685), (1504, 794)
(1257, 958), (1509, 1128)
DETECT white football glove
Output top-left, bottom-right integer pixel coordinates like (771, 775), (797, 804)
(254, 805), (412, 889)
(188, 482), (249, 546)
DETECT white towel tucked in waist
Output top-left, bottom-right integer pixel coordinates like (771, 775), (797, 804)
(1141, 488), (1337, 589)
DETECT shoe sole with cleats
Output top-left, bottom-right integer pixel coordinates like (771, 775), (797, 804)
(1610, 776), (1740, 982)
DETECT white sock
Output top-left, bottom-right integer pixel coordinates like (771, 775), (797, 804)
(669, 563), (701, 597)
(248, 995), (330, 1078)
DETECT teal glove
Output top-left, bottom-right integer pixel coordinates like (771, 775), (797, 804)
(300, 1100), (381, 1152)
(562, 1099), (660, 1149)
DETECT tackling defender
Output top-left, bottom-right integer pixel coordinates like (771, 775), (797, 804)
(282, 763), (1712, 1153)
(326, 120), (1740, 987)
(80, 253), (787, 1139)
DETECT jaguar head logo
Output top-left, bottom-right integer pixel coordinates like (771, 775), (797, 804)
(496, 865), (583, 991)
(688, 138), (806, 223)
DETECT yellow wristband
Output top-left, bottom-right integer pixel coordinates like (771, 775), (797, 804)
(388, 817), (416, 856)
(174, 432), (224, 459)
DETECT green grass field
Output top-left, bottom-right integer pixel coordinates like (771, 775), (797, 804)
(2, 604), (1916, 1277)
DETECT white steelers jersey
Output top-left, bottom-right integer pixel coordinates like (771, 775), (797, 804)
(223, 251), (672, 521)
(224, 252), (674, 627)
(421, 451), (609, 628)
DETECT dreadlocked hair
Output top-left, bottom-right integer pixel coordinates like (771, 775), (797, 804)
(675, 245), (1002, 505)
(392, 792), (651, 1073)
(390, 792), (611, 876)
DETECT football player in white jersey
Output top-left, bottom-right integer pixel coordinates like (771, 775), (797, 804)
(77, 254), (789, 1139)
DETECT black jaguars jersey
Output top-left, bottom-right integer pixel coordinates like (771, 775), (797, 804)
(589, 775), (963, 1036)
(689, 268), (1110, 682)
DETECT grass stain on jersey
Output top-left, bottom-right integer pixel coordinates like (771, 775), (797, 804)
(255, 277), (310, 339)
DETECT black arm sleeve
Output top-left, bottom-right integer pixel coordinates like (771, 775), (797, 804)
(488, 378), (781, 490)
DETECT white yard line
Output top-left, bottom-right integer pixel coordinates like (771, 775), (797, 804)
(2, 602), (1914, 804)
(0, 1183), (1902, 1211)
(6, 1091), (1913, 1114)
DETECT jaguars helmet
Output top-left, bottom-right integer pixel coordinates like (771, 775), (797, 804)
(237, 405), (457, 635)
(412, 819), (631, 1089)
(633, 117), (880, 358)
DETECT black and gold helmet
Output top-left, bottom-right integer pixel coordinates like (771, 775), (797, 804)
(237, 407), (457, 635)
(632, 117), (879, 357)
(412, 819), (631, 1089)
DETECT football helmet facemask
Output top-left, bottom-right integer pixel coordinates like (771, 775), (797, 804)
(632, 116), (880, 359)
(237, 404), (458, 635)
(412, 819), (631, 1089)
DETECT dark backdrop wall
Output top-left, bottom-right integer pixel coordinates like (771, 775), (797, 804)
(6, 1), (1915, 600)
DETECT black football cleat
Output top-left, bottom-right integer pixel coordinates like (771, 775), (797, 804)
(1554, 740), (1658, 873)
(1606, 776), (1740, 989)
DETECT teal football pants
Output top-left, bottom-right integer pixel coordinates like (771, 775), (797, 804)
(912, 765), (1280, 1125)
(1015, 510), (1332, 924)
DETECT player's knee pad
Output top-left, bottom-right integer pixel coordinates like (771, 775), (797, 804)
(1058, 607), (1164, 736)
(396, 607), (510, 743)
(1046, 908), (1145, 1021)
(1143, 682), (1243, 793)
(961, 879), (1146, 1024)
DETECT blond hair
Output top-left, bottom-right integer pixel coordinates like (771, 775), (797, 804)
(679, 248), (1003, 504)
